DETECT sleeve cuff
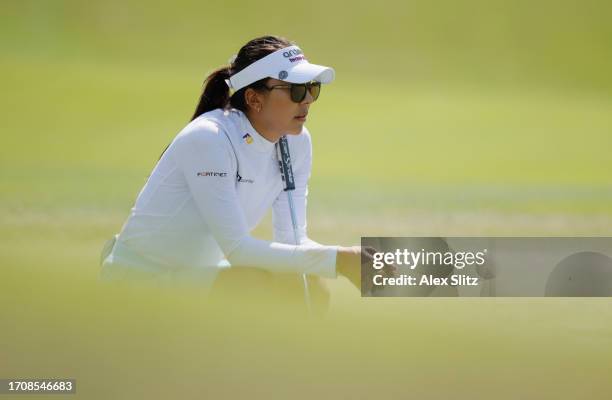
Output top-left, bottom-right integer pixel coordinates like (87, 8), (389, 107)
(297, 243), (338, 279)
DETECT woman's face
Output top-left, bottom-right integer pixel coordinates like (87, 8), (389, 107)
(250, 78), (315, 136)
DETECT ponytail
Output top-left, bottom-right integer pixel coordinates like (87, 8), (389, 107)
(191, 66), (232, 121)
(190, 36), (293, 122)
(161, 36), (292, 160)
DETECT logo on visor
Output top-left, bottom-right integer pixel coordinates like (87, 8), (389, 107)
(283, 49), (303, 58)
(278, 70), (288, 80)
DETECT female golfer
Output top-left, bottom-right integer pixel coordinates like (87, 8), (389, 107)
(100, 35), (376, 294)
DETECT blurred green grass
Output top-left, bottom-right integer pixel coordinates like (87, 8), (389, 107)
(2, 0), (612, 398)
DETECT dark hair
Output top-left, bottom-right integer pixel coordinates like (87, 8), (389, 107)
(157, 36), (293, 160)
(190, 35), (293, 121)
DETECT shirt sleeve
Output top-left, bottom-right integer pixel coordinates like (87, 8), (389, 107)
(172, 120), (337, 278)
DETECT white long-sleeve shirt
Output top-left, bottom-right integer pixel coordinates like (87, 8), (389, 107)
(102, 107), (338, 283)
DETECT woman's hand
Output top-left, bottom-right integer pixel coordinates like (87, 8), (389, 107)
(336, 246), (396, 293)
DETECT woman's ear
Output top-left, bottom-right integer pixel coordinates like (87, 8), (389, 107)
(245, 88), (263, 113)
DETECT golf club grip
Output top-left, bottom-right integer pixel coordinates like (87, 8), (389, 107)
(276, 136), (295, 191)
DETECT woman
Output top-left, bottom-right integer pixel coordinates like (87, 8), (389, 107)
(100, 35), (376, 298)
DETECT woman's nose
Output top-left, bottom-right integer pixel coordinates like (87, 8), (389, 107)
(301, 90), (314, 104)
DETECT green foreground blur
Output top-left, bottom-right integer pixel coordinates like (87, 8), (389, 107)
(1, 1), (612, 398)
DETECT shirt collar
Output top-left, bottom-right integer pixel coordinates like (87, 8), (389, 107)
(233, 108), (276, 153)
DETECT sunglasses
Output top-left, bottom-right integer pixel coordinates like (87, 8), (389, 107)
(263, 81), (321, 103)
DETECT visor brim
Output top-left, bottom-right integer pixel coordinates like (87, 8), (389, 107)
(282, 63), (335, 84)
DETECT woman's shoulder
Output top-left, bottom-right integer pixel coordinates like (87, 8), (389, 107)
(193, 107), (241, 125)
(175, 108), (238, 147)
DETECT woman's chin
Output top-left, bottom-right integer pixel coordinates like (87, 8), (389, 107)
(287, 121), (305, 134)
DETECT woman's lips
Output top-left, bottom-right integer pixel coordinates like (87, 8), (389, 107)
(294, 113), (308, 121)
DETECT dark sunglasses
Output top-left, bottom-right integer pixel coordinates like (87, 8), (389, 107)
(263, 81), (321, 103)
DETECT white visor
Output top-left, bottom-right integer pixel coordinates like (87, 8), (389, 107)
(225, 45), (335, 91)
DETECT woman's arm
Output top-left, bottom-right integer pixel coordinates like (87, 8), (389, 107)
(269, 130), (389, 291)
(173, 121), (337, 278)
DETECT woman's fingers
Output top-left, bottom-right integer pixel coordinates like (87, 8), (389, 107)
(360, 248), (399, 294)
(362, 246), (377, 258)
(337, 246), (399, 293)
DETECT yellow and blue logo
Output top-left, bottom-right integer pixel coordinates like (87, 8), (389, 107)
(243, 133), (253, 144)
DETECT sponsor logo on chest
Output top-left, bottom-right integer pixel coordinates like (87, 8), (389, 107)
(236, 173), (254, 184)
(197, 171), (228, 177)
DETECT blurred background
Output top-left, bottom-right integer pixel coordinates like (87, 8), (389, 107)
(1, 0), (611, 398)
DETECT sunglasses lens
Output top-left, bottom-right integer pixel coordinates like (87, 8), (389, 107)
(309, 82), (321, 101)
(290, 84), (307, 102)
(289, 82), (321, 103)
